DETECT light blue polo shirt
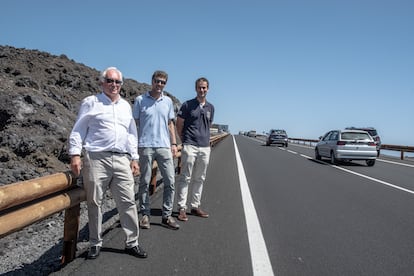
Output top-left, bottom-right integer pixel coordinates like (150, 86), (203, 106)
(133, 92), (175, 148)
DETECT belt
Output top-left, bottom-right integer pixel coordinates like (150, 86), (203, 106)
(104, 151), (128, 155)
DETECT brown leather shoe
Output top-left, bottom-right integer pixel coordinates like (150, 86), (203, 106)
(178, 208), (188, 221)
(162, 216), (180, 230)
(191, 208), (209, 218)
(139, 215), (150, 229)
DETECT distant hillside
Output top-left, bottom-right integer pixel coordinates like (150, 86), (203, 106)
(0, 45), (180, 185)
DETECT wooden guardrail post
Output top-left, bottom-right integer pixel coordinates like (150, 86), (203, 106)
(61, 187), (86, 264)
(176, 155), (182, 175)
(150, 161), (158, 195)
(62, 204), (81, 264)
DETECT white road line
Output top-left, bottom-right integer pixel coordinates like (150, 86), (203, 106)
(333, 165), (414, 194)
(299, 154), (414, 195)
(233, 137), (274, 276)
(377, 158), (414, 168)
(275, 147), (297, 155)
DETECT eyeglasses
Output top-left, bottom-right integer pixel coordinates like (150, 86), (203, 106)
(105, 78), (123, 85)
(154, 79), (166, 85)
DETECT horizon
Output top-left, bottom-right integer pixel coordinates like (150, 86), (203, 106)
(1, 1), (413, 146)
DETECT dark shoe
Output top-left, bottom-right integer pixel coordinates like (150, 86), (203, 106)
(177, 208), (188, 221)
(191, 208), (209, 218)
(161, 216), (180, 230)
(125, 245), (148, 258)
(87, 246), (101, 259)
(139, 215), (150, 229)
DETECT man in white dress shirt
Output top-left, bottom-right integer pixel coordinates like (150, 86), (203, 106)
(68, 67), (147, 260)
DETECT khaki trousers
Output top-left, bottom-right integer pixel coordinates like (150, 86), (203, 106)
(82, 151), (139, 248)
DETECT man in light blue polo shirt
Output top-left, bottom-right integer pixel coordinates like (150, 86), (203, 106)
(133, 70), (180, 230)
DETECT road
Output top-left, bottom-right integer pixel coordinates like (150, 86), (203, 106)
(55, 135), (414, 275)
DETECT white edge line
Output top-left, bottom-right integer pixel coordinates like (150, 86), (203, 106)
(233, 137), (275, 276)
(377, 158), (414, 168)
(332, 164), (414, 195)
(299, 154), (414, 195)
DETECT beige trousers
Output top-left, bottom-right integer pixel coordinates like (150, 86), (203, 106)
(82, 151), (139, 248)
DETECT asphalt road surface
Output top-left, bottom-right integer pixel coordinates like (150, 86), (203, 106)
(55, 135), (414, 275)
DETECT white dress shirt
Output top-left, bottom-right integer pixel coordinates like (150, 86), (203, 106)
(69, 92), (139, 160)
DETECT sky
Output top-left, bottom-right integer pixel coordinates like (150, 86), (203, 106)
(1, 0), (413, 146)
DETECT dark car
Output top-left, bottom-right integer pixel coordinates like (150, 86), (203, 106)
(345, 127), (381, 156)
(266, 129), (288, 147)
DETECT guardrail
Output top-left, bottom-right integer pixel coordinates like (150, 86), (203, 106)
(0, 172), (84, 264)
(288, 138), (414, 160)
(0, 132), (229, 266)
(380, 144), (414, 160)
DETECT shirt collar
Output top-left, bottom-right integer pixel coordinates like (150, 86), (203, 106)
(146, 91), (164, 101)
(195, 97), (208, 107)
(99, 92), (120, 104)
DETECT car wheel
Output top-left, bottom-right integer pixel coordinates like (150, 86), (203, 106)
(266, 142), (270, 146)
(285, 143), (288, 147)
(330, 151), (338, 165)
(315, 148), (321, 160)
(366, 160), (375, 167)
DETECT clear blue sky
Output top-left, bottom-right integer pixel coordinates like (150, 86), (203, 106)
(1, 0), (413, 145)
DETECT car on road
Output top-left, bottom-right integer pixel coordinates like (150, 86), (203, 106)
(247, 130), (257, 137)
(345, 127), (381, 156)
(266, 129), (288, 147)
(315, 129), (377, 166)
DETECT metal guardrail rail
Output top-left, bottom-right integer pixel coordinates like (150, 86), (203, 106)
(0, 132), (230, 265)
(380, 144), (414, 159)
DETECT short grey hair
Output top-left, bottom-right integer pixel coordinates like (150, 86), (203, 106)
(100, 67), (123, 83)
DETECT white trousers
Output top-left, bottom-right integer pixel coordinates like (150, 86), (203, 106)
(82, 151), (139, 248)
(177, 145), (211, 210)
